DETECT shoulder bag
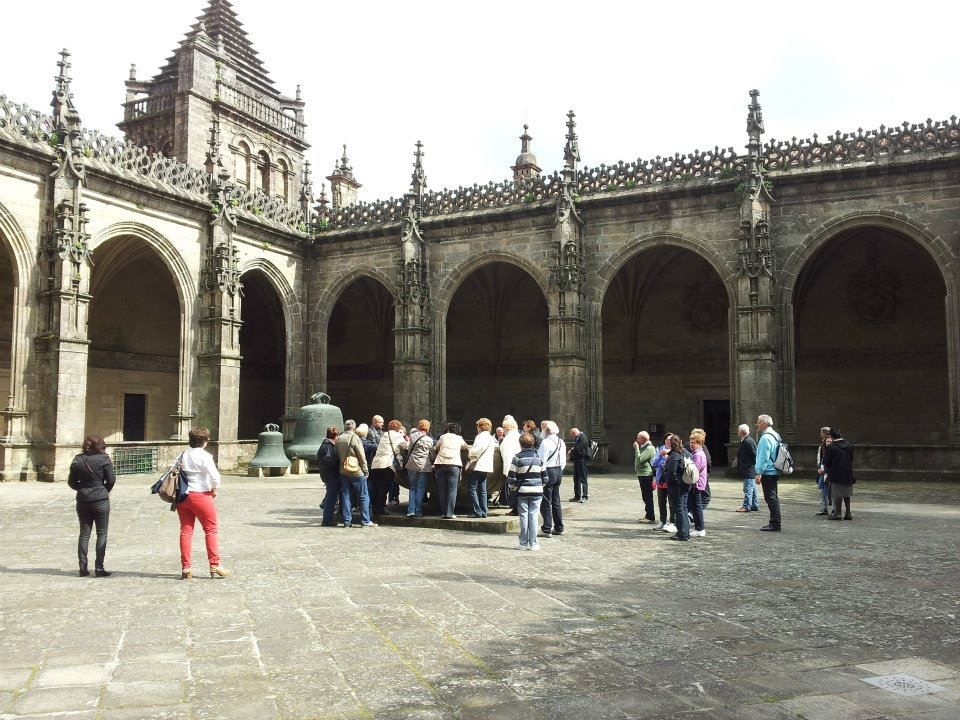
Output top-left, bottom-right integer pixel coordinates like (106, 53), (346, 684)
(151, 452), (185, 508)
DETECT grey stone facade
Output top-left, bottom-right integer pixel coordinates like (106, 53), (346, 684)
(1, 1), (959, 480)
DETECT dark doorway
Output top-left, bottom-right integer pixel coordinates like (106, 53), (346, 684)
(327, 277), (395, 423)
(601, 247), (730, 464)
(702, 399), (730, 467)
(238, 271), (286, 439)
(123, 394), (147, 441)
(446, 262), (548, 432)
(793, 228), (948, 443)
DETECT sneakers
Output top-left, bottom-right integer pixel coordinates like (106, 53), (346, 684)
(760, 524), (781, 532)
(528, 543), (540, 551)
(662, 522), (677, 534)
(540, 527), (552, 537)
(653, 522), (665, 530)
(816, 510), (829, 516)
(692, 529), (706, 537)
(361, 522), (378, 527)
(736, 507), (749, 513)
(406, 513), (416, 518)
(568, 497), (581, 503)
(515, 543), (526, 550)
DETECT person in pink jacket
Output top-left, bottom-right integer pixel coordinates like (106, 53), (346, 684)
(688, 428), (709, 538)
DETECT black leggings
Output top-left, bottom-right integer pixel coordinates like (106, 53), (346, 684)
(77, 499), (110, 571)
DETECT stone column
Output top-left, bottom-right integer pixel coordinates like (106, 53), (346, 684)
(31, 50), (94, 480)
(734, 91), (780, 440)
(195, 116), (243, 468)
(394, 143), (433, 424)
(547, 112), (589, 435)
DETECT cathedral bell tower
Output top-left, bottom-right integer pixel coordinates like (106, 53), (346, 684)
(118, 0), (309, 203)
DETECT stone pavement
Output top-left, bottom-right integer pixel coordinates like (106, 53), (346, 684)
(0, 472), (958, 720)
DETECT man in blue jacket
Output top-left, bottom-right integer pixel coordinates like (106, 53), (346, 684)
(754, 414), (782, 531)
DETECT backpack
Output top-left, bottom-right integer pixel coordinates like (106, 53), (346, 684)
(681, 456), (699, 485)
(317, 440), (339, 471)
(767, 431), (795, 475)
(588, 439), (600, 460)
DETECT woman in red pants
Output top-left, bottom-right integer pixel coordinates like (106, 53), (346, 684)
(175, 427), (229, 580)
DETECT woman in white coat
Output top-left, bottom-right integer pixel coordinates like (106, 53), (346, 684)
(466, 418), (496, 517)
(499, 416), (522, 514)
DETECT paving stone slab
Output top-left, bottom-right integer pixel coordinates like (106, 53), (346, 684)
(8, 684), (101, 714)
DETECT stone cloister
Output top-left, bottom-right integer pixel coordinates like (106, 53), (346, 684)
(2, 0), (960, 480)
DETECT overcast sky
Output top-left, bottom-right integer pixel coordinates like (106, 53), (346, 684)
(3, 1), (959, 202)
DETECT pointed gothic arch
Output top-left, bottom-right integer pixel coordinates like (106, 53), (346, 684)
(325, 274), (396, 423)
(784, 215), (955, 444)
(238, 258), (304, 419)
(440, 259), (549, 430)
(237, 268), (286, 438)
(86, 228), (188, 442)
(598, 241), (733, 464)
(0, 200), (31, 443)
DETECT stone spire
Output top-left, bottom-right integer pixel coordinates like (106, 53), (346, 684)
(562, 110), (581, 186)
(511, 124), (541, 182)
(326, 145), (361, 209)
(547, 108), (588, 437)
(734, 88), (778, 440)
(51, 48), (83, 176)
(32, 49), (95, 473)
(409, 140), (426, 210)
(299, 160), (314, 233)
(737, 89), (774, 280)
(395, 140), (431, 424)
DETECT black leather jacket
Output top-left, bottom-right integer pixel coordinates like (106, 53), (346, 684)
(67, 453), (116, 503)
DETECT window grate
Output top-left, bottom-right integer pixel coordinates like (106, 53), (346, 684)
(112, 447), (158, 475)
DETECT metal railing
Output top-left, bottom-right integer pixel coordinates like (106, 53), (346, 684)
(112, 446), (158, 475)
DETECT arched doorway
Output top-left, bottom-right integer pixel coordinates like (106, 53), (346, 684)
(601, 246), (730, 464)
(445, 262), (549, 432)
(86, 237), (181, 441)
(238, 270), (286, 439)
(327, 276), (395, 424)
(0, 238), (13, 411)
(793, 227), (949, 443)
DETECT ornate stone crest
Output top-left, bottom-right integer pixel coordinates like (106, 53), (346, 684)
(846, 242), (902, 323)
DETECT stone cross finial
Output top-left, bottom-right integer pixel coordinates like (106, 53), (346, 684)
(299, 160), (313, 203)
(520, 124), (532, 154)
(746, 89), (765, 152)
(564, 110), (581, 170)
(52, 48), (81, 137)
(410, 140), (426, 198)
(205, 114), (232, 193)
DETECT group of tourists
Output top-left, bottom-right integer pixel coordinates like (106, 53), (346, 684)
(632, 427), (712, 541)
(64, 411), (854, 577)
(314, 413), (593, 551)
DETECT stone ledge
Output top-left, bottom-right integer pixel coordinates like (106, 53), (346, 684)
(373, 504), (577, 534)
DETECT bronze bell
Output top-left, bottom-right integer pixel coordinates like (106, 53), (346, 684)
(248, 423), (291, 472)
(285, 392), (344, 462)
